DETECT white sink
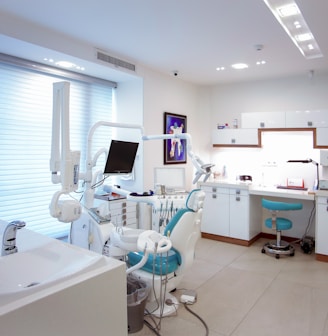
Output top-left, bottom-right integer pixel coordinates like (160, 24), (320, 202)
(0, 229), (106, 307)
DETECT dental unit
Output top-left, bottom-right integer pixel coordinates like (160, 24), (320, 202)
(45, 81), (211, 325)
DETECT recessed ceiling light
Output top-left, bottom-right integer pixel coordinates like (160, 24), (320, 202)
(56, 61), (75, 68)
(256, 60), (266, 65)
(216, 66), (225, 71)
(43, 58), (85, 71)
(231, 63), (248, 70)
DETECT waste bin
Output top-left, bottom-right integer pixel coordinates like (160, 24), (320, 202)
(127, 276), (150, 333)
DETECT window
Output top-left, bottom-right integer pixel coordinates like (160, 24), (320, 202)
(0, 57), (116, 238)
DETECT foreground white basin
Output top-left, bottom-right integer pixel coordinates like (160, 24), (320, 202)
(0, 241), (104, 296)
(0, 229), (107, 307)
(0, 228), (127, 336)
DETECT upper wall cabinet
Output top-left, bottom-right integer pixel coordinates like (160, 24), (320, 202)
(212, 129), (259, 147)
(241, 111), (285, 128)
(285, 110), (328, 128)
(316, 128), (328, 148)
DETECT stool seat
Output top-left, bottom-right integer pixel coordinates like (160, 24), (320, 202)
(261, 198), (302, 259)
(265, 217), (292, 231)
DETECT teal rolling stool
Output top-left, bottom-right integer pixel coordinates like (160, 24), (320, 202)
(261, 198), (303, 259)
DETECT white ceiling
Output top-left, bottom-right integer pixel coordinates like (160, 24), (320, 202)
(0, 0), (328, 85)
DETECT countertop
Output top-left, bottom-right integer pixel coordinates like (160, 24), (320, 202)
(198, 180), (328, 200)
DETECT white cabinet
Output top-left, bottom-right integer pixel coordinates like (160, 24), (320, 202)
(241, 111), (285, 128)
(107, 199), (138, 228)
(200, 184), (261, 241)
(315, 128), (328, 147)
(229, 189), (249, 240)
(212, 129), (259, 146)
(285, 110), (328, 128)
(315, 196), (328, 255)
(201, 186), (230, 236)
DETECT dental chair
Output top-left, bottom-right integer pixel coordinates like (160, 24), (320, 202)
(127, 188), (205, 316)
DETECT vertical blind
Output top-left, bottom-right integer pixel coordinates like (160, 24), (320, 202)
(0, 61), (114, 238)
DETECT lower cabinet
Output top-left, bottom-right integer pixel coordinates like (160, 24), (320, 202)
(108, 199), (138, 229)
(201, 184), (261, 243)
(316, 196), (328, 256)
(201, 186), (230, 236)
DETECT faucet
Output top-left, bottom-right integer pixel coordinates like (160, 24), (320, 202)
(1, 220), (26, 256)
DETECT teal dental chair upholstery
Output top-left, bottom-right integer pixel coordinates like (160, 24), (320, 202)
(261, 198), (303, 259)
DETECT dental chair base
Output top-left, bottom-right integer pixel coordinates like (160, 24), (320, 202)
(131, 269), (180, 317)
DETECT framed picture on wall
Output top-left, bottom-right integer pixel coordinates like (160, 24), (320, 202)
(163, 112), (187, 164)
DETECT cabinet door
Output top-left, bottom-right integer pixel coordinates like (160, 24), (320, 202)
(229, 189), (249, 240)
(316, 128), (328, 147)
(212, 129), (259, 146)
(315, 197), (328, 255)
(201, 187), (229, 236)
(285, 110), (328, 128)
(241, 111), (285, 128)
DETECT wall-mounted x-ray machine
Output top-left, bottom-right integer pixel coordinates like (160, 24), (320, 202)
(49, 81), (214, 226)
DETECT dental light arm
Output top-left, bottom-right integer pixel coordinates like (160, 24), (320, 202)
(142, 133), (214, 184)
(287, 158), (319, 190)
(49, 82), (81, 222)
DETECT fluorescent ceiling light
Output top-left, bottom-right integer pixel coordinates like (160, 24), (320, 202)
(263, 0), (323, 59)
(295, 33), (313, 42)
(277, 4), (299, 17)
(231, 63), (248, 70)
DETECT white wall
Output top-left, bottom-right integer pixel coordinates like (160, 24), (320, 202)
(141, 68), (210, 191)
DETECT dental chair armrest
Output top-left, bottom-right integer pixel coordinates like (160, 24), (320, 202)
(126, 250), (149, 274)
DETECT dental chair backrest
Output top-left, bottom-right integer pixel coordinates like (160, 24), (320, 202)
(163, 188), (205, 275)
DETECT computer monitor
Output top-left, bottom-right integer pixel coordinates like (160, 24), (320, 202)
(104, 140), (139, 175)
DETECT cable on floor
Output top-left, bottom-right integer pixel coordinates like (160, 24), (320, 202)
(183, 302), (209, 336)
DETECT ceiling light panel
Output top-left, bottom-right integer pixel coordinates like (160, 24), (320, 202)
(263, 0), (323, 59)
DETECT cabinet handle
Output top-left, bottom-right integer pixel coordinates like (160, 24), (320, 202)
(231, 138), (236, 144)
(236, 196), (240, 201)
(307, 121), (313, 127)
(236, 189), (241, 195)
(212, 194), (217, 199)
(212, 187), (217, 192)
(260, 122), (265, 128)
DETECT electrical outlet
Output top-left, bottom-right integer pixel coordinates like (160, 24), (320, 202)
(262, 160), (278, 167)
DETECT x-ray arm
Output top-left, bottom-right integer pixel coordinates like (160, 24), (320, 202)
(142, 133), (214, 184)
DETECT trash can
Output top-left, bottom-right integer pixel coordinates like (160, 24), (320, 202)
(127, 276), (150, 333)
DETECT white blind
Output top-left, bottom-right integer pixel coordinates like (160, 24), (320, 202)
(0, 61), (114, 238)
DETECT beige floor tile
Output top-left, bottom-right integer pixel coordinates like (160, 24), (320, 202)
(231, 278), (328, 336)
(130, 238), (328, 336)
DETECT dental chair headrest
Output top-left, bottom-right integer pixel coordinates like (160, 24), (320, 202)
(186, 189), (205, 212)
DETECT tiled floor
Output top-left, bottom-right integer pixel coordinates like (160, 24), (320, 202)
(132, 237), (328, 336)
